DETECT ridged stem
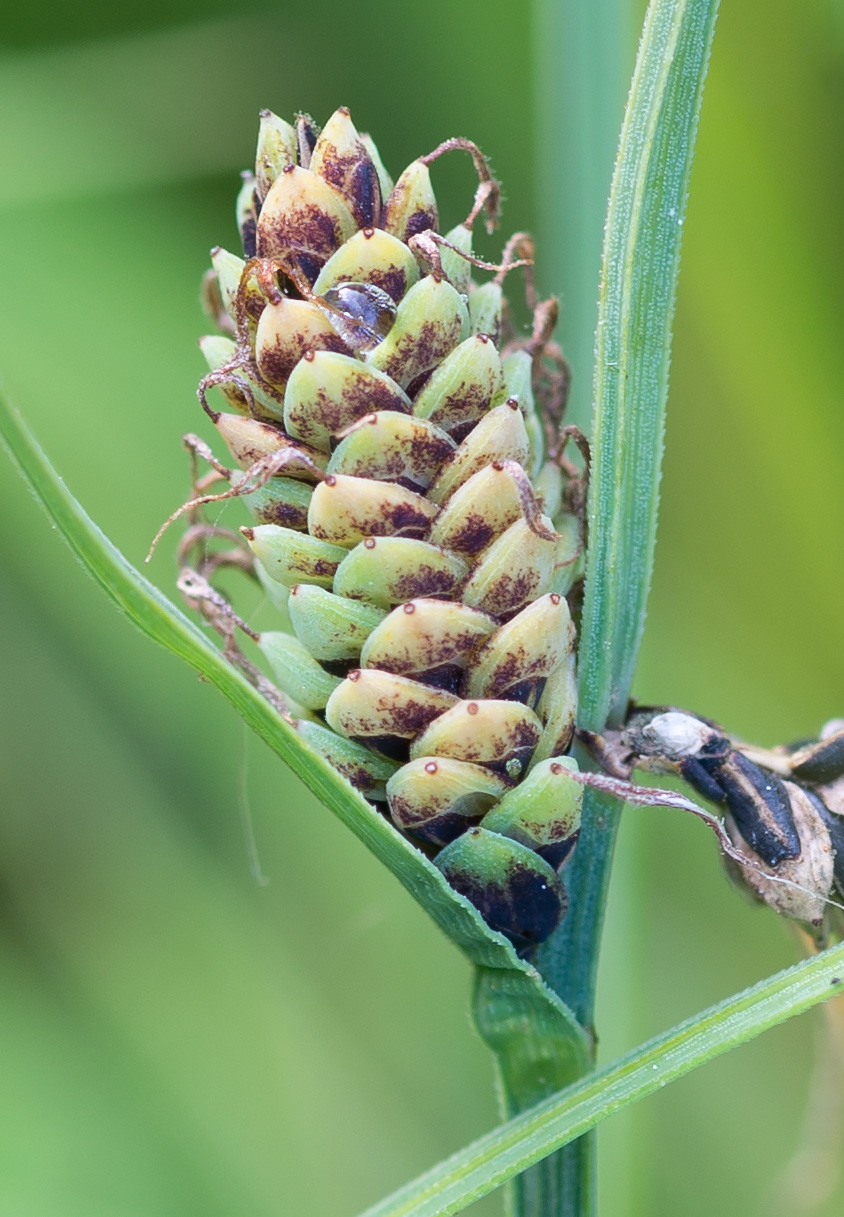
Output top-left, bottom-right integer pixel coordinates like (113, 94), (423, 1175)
(484, 2), (631, 1212)
(486, 1), (721, 1214)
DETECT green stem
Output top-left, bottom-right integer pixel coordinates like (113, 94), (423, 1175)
(509, 0), (721, 1211)
(488, 5), (632, 1212)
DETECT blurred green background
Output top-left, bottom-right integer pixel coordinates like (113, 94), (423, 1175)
(2, 1), (844, 1214)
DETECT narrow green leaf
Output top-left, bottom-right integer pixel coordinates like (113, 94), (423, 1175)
(578, 0), (720, 732)
(359, 944), (844, 1217)
(537, 0), (721, 1023)
(0, 387), (587, 1069)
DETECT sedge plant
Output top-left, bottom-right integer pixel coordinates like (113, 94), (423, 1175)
(2, 1), (844, 1215)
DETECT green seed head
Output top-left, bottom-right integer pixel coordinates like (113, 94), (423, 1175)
(190, 111), (581, 946)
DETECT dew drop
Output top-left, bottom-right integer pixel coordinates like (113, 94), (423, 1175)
(319, 281), (396, 352)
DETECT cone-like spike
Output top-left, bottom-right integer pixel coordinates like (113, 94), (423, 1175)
(360, 598), (497, 684)
(256, 165), (357, 282)
(296, 719), (400, 799)
(410, 699), (543, 778)
(428, 400), (530, 505)
(308, 474), (438, 546)
(333, 537), (468, 607)
(412, 333), (505, 436)
(327, 412), (455, 491)
(259, 630), (342, 709)
(387, 757), (508, 846)
(434, 827), (567, 946)
(241, 524), (347, 589)
(325, 669), (459, 743)
(309, 107), (382, 229)
(462, 593), (573, 703)
(213, 413), (328, 477)
(313, 227), (420, 303)
(366, 276), (469, 388)
(382, 160), (438, 242)
(481, 757), (582, 867)
(461, 516), (557, 617)
(283, 351), (411, 452)
(255, 110), (298, 200)
(255, 298), (349, 388)
(189, 110), (584, 944)
(288, 584), (386, 661)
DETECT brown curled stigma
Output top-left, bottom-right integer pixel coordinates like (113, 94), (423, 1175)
(408, 228), (533, 285)
(146, 435), (327, 563)
(493, 459), (559, 542)
(418, 137), (501, 234)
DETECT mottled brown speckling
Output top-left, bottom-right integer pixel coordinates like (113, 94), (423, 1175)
(199, 109), (580, 947)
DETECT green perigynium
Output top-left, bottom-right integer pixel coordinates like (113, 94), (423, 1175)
(190, 106), (584, 949)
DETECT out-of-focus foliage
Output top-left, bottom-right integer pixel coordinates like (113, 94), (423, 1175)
(0, 2), (843, 1216)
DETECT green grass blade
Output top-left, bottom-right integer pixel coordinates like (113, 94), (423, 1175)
(359, 943), (844, 1217)
(537, 0), (721, 1026)
(579, 0), (720, 732)
(0, 386), (588, 1068)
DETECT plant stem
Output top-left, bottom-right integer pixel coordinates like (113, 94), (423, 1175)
(490, 6), (632, 1212)
(526, 0), (721, 1211)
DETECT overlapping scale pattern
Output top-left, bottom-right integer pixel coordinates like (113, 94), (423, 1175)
(195, 108), (586, 949)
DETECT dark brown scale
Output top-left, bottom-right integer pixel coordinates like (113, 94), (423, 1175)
(348, 159), (382, 228)
(258, 329), (348, 387)
(448, 419), (481, 444)
(381, 501), (436, 537)
(353, 735), (411, 762)
(389, 564), (464, 602)
(370, 266), (410, 304)
(240, 192), (259, 258)
(444, 512), (496, 556)
(405, 208), (438, 240)
(391, 804), (483, 848)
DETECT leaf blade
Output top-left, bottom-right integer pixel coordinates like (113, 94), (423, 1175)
(358, 943), (844, 1217)
(578, 0), (721, 732)
(537, 0), (721, 1027)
